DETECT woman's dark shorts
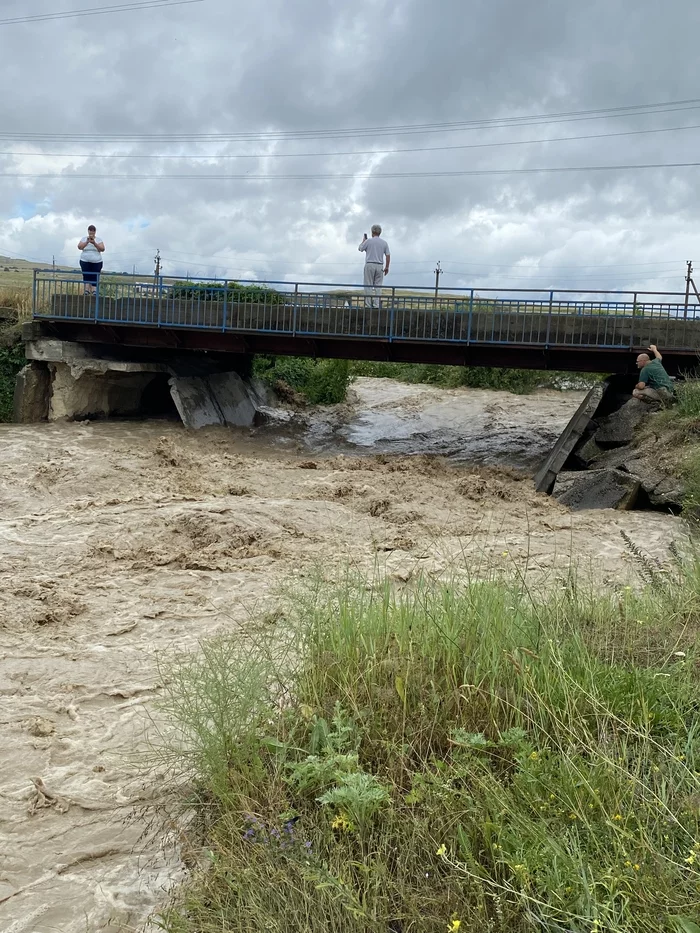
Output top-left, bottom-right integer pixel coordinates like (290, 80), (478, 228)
(80, 260), (103, 286)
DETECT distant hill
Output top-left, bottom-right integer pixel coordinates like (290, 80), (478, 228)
(0, 255), (75, 272)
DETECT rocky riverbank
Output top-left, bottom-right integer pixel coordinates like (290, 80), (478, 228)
(552, 386), (685, 513)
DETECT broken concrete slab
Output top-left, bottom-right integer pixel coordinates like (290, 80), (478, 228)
(553, 469), (641, 511)
(169, 376), (224, 429)
(13, 362), (50, 422)
(534, 382), (606, 493)
(208, 371), (257, 427)
(594, 399), (651, 447)
(169, 372), (261, 429)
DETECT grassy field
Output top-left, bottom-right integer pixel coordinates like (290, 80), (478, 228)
(151, 551), (700, 933)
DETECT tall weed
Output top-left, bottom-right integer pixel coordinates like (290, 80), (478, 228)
(152, 559), (700, 933)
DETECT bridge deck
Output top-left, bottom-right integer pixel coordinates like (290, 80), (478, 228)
(30, 275), (700, 374)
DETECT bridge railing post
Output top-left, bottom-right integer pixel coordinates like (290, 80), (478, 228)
(389, 286), (395, 340)
(222, 280), (228, 332)
(467, 288), (474, 344)
(545, 290), (554, 346)
(293, 283), (299, 336)
(32, 269), (38, 317)
(95, 272), (100, 322)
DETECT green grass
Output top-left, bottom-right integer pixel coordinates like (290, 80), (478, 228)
(152, 553), (700, 933)
(648, 378), (700, 518)
(0, 340), (24, 422)
(253, 355), (351, 405)
(0, 294), (29, 421)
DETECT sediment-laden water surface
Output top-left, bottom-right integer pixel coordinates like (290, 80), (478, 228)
(0, 378), (683, 932)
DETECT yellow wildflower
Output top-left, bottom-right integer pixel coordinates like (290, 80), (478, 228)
(529, 751), (539, 761)
(613, 814), (622, 822)
(436, 844), (447, 857)
(448, 921), (461, 933)
(633, 864), (640, 871)
(331, 813), (353, 833)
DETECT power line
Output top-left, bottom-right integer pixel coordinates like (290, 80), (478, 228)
(2, 99), (700, 142)
(5, 121), (700, 161)
(441, 269), (684, 281)
(440, 259), (682, 269)
(0, 0), (203, 26)
(4, 160), (700, 180)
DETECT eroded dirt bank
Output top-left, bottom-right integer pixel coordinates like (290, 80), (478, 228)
(0, 380), (683, 932)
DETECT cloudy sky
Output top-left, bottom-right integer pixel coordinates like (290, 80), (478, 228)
(1, 0), (699, 298)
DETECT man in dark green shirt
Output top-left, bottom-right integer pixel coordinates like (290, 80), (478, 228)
(633, 345), (675, 403)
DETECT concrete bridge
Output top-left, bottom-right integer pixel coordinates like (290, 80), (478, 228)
(16, 271), (700, 426)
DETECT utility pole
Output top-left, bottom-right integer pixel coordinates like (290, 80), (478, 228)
(154, 249), (161, 278)
(684, 260), (700, 313)
(434, 261), (442, 307)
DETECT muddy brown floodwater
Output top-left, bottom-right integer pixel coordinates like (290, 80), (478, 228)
(0, 378), (684, 932)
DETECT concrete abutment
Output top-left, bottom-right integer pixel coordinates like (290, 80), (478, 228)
(13, 333), (263, 428)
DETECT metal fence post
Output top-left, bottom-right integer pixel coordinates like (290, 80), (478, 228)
(467, 288), (474, 344)
(95, 273), (100, 321)
(545, 290), (554, 346)
(389, 286), (396, 340)
(293, 282), (298, 336)
(222, 280), (228, 332)
(627, 291), (638, 349)
(32, 269), (37, 317)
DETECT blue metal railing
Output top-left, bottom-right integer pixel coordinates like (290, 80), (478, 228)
(31, 270), (700, 352)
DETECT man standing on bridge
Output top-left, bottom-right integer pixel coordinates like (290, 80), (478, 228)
(633, 344), (675, 404)
(358, 225), (390, 308)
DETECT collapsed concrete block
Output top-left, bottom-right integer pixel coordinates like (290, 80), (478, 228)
(594, 399), (650, 447)
(13, 362), (50, 422)
(168, 376), (224, 429)
(168, 372), (260, 429)
(553, 469), (641, 511)
(208, 371), (257, 427)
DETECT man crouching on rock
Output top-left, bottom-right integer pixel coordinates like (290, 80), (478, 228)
(633, 345), (675, 404)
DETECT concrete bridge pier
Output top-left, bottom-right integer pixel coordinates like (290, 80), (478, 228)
(13, 331), (266, 429)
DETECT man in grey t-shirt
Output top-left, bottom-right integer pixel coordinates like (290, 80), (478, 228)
(358, 224), (390, 308)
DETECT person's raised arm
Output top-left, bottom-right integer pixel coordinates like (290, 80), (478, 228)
(648, 344), (662, 361)
(358, 233), (368, 252)
(78, 238), (87, 251)
(96, 240), (105, 253)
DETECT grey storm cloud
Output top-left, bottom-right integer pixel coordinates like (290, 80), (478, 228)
(0, 0), (699, 295)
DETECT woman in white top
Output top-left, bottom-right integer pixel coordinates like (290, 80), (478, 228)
(77, 225), (105, 295)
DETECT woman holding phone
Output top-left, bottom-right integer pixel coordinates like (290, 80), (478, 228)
(77, 224), (105, 295)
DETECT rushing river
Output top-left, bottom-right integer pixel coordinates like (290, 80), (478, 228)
(0, 378), (682, 933)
